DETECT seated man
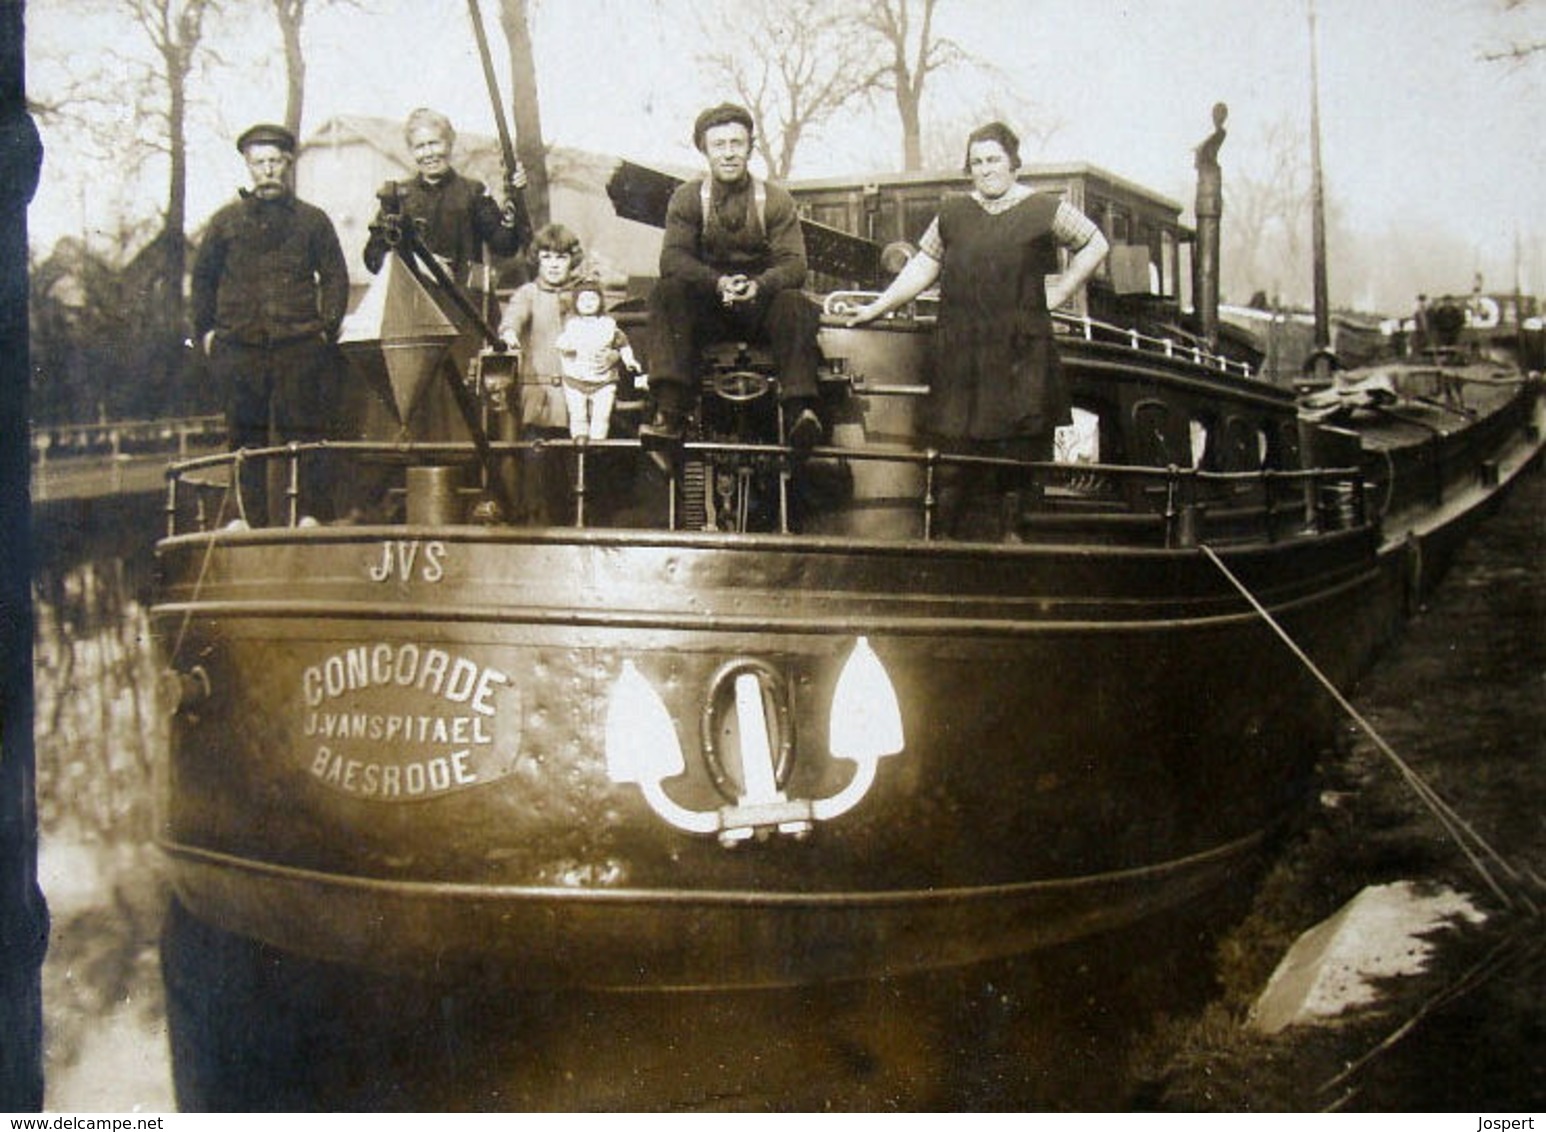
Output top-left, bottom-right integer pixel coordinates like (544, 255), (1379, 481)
(641, 102), (823, 457)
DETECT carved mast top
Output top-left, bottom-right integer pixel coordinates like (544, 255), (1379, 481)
(1194, 103), (1228, 351)
(1195, 101), (1228, 173)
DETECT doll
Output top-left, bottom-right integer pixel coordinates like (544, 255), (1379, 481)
(553, 279), (640, 440)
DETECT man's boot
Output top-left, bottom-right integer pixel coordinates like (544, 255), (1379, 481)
(639, 407), (685, 446)
(784, 401), (823, 460)
(639, 384), (687, 473)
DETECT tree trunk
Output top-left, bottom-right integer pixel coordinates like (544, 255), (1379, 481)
(872, 0), (934, 172)
(897, 86), (922, 171)
(164, 60), (187, 341)
(278, 2), (305, 139)
(152, 0), (211, 412)
(498, 0), (548, 229)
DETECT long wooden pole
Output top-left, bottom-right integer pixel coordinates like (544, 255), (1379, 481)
(1308, 0), (1332, 380)
(467, 0), (518, 176)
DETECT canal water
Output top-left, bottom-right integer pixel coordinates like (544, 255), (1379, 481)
(30, 465), (1545, 1111)
(33, 493), (174, 1111)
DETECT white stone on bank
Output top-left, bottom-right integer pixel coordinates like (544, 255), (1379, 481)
(1250, 880), (1487, 1034)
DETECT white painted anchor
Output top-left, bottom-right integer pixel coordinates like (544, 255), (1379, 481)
(604, 637), (904, 842)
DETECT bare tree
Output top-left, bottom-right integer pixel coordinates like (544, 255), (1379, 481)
(496, 0), (550, 228)
(861, 0), (966, 170)
(1221, 118), (1311, 306)
(267, 0), (360, 142)
(696, 0), (884, 180)
(29, 0), (219, 415)
(268, 0), (309, 138)
(1216, 113), (1369, 312)
(918, 91), (1065, 171)
(1482, 0), (1545, 62)
(124, 0), (218, 338)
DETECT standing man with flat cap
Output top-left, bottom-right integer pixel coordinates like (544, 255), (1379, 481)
(192, 122), (350, 527)
(641, 102), (824, 457)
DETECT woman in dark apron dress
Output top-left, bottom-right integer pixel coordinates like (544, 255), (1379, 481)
(848, 121), (1109, 540)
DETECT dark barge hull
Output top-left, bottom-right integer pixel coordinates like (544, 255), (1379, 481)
(150, 320), (1544, 990)
(155, 522), (1385, 988)
(164, 829), (1262, 990)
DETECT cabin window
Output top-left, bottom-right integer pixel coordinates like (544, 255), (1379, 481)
(903, 197), (938, 244)
(1161, 232), (1178, 299)
(1272, 421), (1301, 470)
(1215, 416), (1268, 472)
(1107, 245), (1154, 296)
(1189, 419), (1209, 469)
(1131, 400), (1181, 467)
(1177, 240), (1195, 312)
(1055, 406), (1102, 465)
(808, 202), (850, 233)
(1106, 206), (1130, 245)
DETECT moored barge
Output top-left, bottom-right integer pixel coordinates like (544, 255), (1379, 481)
(151, 129), (1544, 992)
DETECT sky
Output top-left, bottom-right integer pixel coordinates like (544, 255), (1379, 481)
(25, 0), (1546, 311)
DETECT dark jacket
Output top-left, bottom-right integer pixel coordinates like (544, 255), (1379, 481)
(362, 170), (530, 281)
(191, 190), (349, 345)
(658, 175), (806, 295)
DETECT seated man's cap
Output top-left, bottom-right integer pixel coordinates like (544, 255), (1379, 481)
(692, 103), (754, 152)
(237, 123), (297, 154)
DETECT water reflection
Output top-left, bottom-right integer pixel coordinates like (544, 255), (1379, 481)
(34, 550), (174, 1111)
(35, 554), (161, 841)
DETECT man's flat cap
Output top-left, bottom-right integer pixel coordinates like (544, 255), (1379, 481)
(236, 123), (296, 154)
(692, 103), (754, 151)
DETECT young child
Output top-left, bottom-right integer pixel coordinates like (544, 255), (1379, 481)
(498, 223), (582, 520)
(553, 278), (639, 441)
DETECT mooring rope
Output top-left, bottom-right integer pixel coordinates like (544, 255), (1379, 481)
(1204, 538), (1545, 1103)
(1316, 925), (1542, 1101)
(168, 475), (236, 666)
(1200, 543), (1537, 914)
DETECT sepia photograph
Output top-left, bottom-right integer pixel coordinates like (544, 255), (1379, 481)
(4, 0), (1544, 1114)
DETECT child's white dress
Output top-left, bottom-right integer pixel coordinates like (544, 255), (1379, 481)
(555, 314), (637, 439)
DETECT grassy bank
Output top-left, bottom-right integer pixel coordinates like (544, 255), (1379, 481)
(1132, 466), (1546, 1112)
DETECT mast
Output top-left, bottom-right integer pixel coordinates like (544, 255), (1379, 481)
(1194, 103), (1228, 351)
(1307, 0), (1332, 380)
(1514, 227), (1524, 336)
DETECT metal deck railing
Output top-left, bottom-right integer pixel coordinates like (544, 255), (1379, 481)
(161, 437), (1365, 551)
(819, 292), (1261, 382)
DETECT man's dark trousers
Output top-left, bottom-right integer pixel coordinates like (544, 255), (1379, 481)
(214, 335), (339, 525)
(647, 276), (820, 414)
